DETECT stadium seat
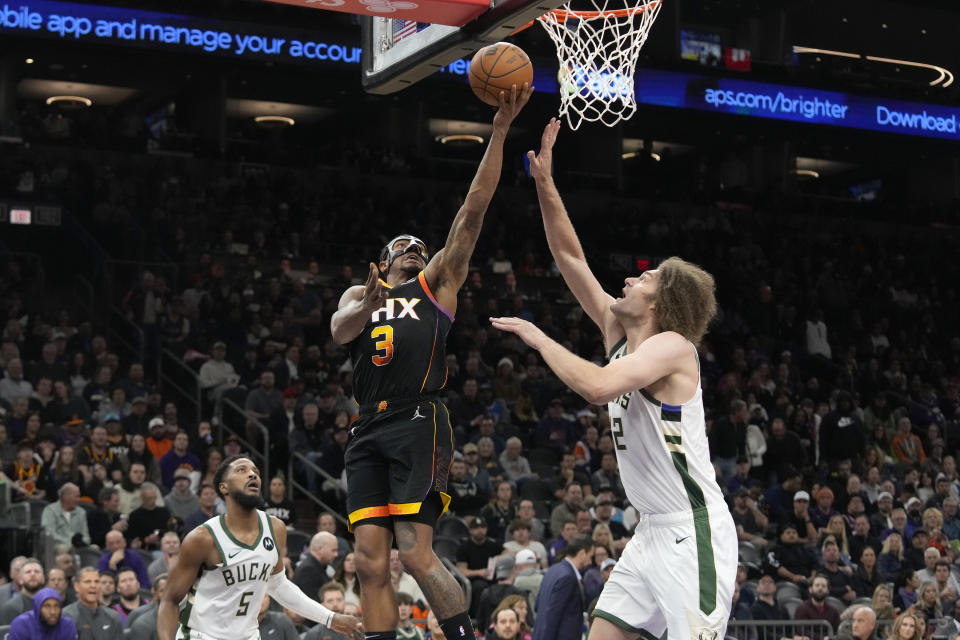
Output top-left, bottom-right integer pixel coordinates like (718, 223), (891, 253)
(436, 516), (470, 541)
(0, 624), (9, 640)
(738, 541), (761, 570)
(79, 547), (102, 569)
(775, 581), (802, 602)
(518, 480), (554, 502)
(852, 597), (872, 606)
(825, 596), (845, 613)
(782, 596), (803, 619)
(135, 549), (155, 566)
(432, 536), (461, 562)
(285, 530), (310, 560)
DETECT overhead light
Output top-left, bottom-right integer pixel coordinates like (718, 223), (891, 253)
(435, 134), (484, 145)
(46, 95), (92, 108)
(793, 169), (820, 179)
(794, 46), (954, 87)
(24, 58), (34, 64)
(254, 115), (295, 127)
(621, 152), (661, 161)
(650, 152), (661, 162)
(793, 46), (860, 60)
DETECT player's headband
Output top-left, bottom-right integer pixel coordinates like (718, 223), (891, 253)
(379, 235), (429, 270)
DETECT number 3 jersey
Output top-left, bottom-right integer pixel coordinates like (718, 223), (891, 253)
(350, 272), (453, 404)
(606, 337), (724, 515)
(178, 510), (279, 640)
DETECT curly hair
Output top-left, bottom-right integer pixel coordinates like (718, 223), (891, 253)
(649, 257), (717, 346)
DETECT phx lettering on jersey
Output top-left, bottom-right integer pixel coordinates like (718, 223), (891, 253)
(370, 298), (421, 322)
(222, 560), (272, 586)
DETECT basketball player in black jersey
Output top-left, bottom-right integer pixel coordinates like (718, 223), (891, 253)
(331, 83), (532, 640)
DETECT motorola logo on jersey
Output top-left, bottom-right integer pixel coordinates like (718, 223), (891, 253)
(263, 537), (275, 550)
(370, 297), (421, 322)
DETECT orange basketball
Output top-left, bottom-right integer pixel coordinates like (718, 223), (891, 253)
(469, 42), (533, 107)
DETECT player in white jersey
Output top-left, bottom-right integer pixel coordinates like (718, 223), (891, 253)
(491, 119), (737, 640)
(158, 456), (362, 640)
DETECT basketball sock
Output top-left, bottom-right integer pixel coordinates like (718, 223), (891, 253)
(364, 633), (397, 640)
(439, 613), (475, 639)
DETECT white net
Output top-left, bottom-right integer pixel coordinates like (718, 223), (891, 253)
(537, 0), (662, 129)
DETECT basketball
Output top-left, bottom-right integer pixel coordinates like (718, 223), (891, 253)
(469, 42), (533, 107)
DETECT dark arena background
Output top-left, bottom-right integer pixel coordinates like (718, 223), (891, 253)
(0, 0), (959, 639)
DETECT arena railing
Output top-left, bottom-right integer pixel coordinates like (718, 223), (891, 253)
(217, 396), (271, 484)
(286, 451), (348, 527)
(725, 619), (834, 640)
(158, 347), (202, 429)
(108, 305), (146, 368)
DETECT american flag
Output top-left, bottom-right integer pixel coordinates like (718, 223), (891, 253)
(392, 18), (418, 44)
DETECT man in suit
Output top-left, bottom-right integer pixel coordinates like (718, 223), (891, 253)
(532, 536), (594, 640)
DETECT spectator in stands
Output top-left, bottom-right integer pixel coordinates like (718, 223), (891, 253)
(98, 530), (151, 588)
(317, 513), (352, 560)
(449, 458), (489, 518)
(254, 593), (301, 640)
(819, 538), (856, 605)
(709, 399), (748, 480)
(794, 573), (841, 631)
(62, 566), (123, 640)
(245, 370), (282, 429)
(184, 484), (220, 531)
(148, 531), (180, 584)
(476, 437), (503, 479)
(512, 500), (545, 543)
(850, 605), (878, 640)
(819, 392), (865, 465)
(121, 434), (161, 486)
(481, 480), (517, 543)
(731, 487), (769, 549)
(535, 398), (577, 452)
(301, 582), (350, 640)
(750, 575), (786, 621)
(263, 475), (297, 527)
(911, 580), (942, 624)
(6, 441), (49, 500)
(8, 587), (77, 640)
(1, 358), (33, 404)
(511, 549), (543, 608)
(764, 523), (816, 589)
(762, 420), (805, 484)
(878, 533), (904, 582)
(917, 548), (943, 583)
(111, 567), (145, 623)
(476, 555), (527, 635)
(891, 417), (925, 464)
(0, 557), (27, 608)
(388, 548), (426, 608)
(0, 558), (45, 625)
(503, 520), (547, 569)
(762, 466), (803, 524)
(810, 488), (839, 532)
(123, 396), (150, 438)
(532, 537), (594, 640)
(462, 442), (492, 495)
(590, 452), (625, 501)
(197, 446), (224, 489)
(499, 437), (534, 487)
(164, 468), (199, 521)
(894, 568), (920, 611)
(933, 560), (958, 616)
(852, 546), (882, 598)
(883, 509), (914, 545)
(41, 482), (90, 548)
(871, 492), (895, 534)
(293, 532), (338, 604)
(127, 482), (171, 550)
(127, 575), (167, 637)
(904, 528), (928, 571)
(784, 491), (818, 543)
(457, 517), (501, 616)
(849, 515), (880, 563)
(199, 341), (239, 403)
(145, 418), (172, 461)
(550, 483), (583, 538)
(159, 431), (201, 490)
(486, 607), (521, 640)
(887, 611), (922, 640)
(548, 521), (578, 563)
(333, 553), (360, 607)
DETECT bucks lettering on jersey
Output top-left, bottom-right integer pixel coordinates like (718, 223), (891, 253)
(178, 510), (279, 640)
(606, 337), (724, 515)
(350, 272), (453, 404)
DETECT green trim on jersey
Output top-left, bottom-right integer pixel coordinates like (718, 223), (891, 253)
(593, 609), (643, 634)
(664, 434), (682, 445)
(219, 514), (264, 550)
(265, 512), (277, 547)
(607, 336), (627, 360)
(669, 451), (717, 614)
(204, 523), (226, 565)
(178, 585), (196, 629)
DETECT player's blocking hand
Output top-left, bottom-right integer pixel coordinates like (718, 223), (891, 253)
(490, 316), (548, 350)
(361, 262), (388, 311)
(493, 82), (535, 130)
(527, 117), (561, 182)
(330, 613), (363, 639)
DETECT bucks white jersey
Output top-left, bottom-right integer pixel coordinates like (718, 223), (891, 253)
(178, 510), (279, 640)
(606, 337), (725, 515)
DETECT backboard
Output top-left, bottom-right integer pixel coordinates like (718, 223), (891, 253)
(360, 0), (565, 94)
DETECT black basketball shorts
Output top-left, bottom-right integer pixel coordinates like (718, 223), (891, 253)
(345, 398), (454, 530)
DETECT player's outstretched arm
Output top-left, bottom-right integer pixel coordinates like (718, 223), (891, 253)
(424, 83), (533, 312)
(527, 118), (622, 349)
(267, 517), (363, 639)
(157, 527), (215, 640)
(330, 263), (389, 345)
(490, 316), (690, 404)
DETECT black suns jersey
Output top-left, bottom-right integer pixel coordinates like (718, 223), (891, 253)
(349, 271), (453, 405)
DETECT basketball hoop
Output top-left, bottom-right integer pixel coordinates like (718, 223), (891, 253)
(534, 0), (662, 129)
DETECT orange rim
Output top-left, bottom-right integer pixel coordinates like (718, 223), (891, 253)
(512, 0), (660, 33)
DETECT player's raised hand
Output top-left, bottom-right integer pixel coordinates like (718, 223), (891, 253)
(330, 613), (363, 639)
(527, 117), (561, 182)
(493, 82), (535, 130)
(361, 262), (388, 311)
(490, 316), (548, 350)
